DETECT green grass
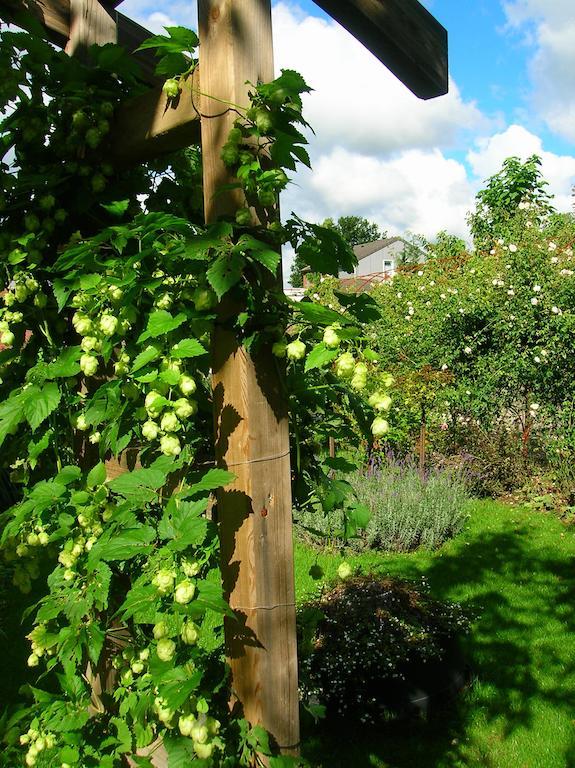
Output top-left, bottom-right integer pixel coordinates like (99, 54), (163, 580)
(295, 499), (575, 768)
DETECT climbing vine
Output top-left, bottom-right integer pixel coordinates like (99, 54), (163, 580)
(0, 20), (390, 768)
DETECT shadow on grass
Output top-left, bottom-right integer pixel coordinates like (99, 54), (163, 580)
(301, 507), (575, 767)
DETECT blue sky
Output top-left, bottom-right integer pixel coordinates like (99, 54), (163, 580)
(120, 0), (575, 247)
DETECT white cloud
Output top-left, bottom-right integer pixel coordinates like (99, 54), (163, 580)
(118, 0), (197, 33)
(282, 147), (473, 240)
(503, 0), (575, 141)
(272, 2), (489, 155)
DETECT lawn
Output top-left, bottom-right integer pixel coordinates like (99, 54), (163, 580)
(296, 499), (575, 768)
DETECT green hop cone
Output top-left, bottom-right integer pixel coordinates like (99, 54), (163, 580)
(335, 352), (355, 379)
(156, 637), (176, 662)
(160, 434), (181, 456)
(286, 339), (306, 360)
(368, 391), (392, 412)
(142, 421), (159, 441)
(162, 78), (180, 99)
(371, 416), (389, 438)
(337, 561), (353, 580)
(174, 579), (196, 604)
(323, 326), (340, 349)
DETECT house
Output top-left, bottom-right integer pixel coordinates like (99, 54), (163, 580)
(339, 237), (411, 279)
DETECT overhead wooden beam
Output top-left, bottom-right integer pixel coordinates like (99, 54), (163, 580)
(0, 0), (158, 82)
(65, 0), (116, 56)
(312, 0), (448, 99)
(110, 70), (201, 164)
(0, 0), (70, 43)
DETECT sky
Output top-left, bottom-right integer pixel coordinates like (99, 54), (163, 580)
(118, 0), (575, 262)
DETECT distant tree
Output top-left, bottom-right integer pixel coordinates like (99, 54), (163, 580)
(324, 215), (384, 247)
(427, 230), (467, 261)
(398, 232), (428, 265)
(289, 215), (384, 286)
(468, 154), (554, 251)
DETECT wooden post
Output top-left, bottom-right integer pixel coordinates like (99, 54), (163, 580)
(198, 0), (299, 756)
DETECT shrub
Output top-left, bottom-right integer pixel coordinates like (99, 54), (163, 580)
(296, 455), (469, 551)
(298, 575), (469, 724)
(436, 423), (540, 497)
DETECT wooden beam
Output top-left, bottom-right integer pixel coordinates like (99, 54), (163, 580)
(0, 0), (70, 43)
(110, 70), (201, 164)
(198, 0), (300, 757)
(65, 0), (116, 56)
(0, 0), (158, 83)
(312, 0), (448, 99)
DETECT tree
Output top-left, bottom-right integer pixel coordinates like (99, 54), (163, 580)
(427, 230), (467, 261)
(289, 215), (384, 286)
(468, 154), (554, 252)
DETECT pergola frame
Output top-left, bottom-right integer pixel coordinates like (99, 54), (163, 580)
(0, 0), (447, 761)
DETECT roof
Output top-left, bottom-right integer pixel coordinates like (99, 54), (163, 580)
(353, 237), (405, 261)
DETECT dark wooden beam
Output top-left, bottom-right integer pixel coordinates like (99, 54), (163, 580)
(312, 0), (448, 99)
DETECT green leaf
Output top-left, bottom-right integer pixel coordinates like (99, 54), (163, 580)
(24, 383), (61, 431)
(56, 465), (82, 485)
(291, 299), (351, 327)
(87, 462), (106, 488)
(162, 735), (195, 768)
(345, 503), (371, 536)
(237, 235), (280, 274)
(109, 468), (166, 503)
(28, 429), (53, 467)
(85, 623), (106, 666)
(79, 273), (101, 290)
(131, 344), (161, 373)
(100, 199), (130, 217)
(195, 580), (234, 617)
(46, 347), (82, 378)
(322, 456), (357, 473)
(304, 343), (338, 372)
(155, 52), (188, 76)
(138, 311), (187, 343)
(52, 279), (73, 311)
(181, 468), (236, 497)
(171, 338), (208, 359)
(206, 251), (245, 299)
(335, 291), (381, 323)
(137, 28), (198, 55)
(161, 499), (208, 551)
(87, 526), (156, 565)
(0, 391), (27, 447)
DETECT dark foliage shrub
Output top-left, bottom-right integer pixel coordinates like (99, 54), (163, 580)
(298, 575), (469, 724)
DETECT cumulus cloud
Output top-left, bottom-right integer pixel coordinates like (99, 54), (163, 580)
(272, 3), (489, 155)
(300, 148), (472, 238)
(503, 0), (575, 141)
(118, 0), (197, 33)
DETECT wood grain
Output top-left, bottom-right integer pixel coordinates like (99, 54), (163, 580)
(199, 0), (300, 756)
(65, 0), (115, 54)
(110, 69), (202, 164)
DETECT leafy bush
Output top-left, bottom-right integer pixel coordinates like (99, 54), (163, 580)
(296, 456), (469, 551)
(435, 423), (540, 498)
(298, 575), (469, 724)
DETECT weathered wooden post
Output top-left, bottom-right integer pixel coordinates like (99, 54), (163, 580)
(198, 0), (300, 755)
